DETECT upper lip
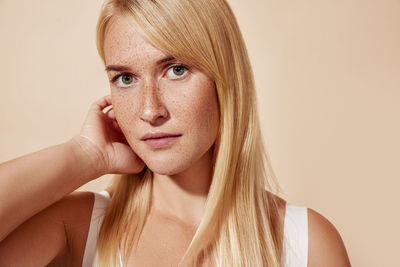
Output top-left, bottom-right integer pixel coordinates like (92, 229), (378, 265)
(141, 132), (182, 141)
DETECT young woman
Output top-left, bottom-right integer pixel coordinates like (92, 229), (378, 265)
(0, 0), (351, 266)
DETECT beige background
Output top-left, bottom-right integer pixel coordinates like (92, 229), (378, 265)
(1, 0), (399, 266)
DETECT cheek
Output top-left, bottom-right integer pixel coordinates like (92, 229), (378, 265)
(184, 87), (220, 144)
(111, 93), (139, 136)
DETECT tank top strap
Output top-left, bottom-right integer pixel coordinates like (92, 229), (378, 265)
(281, 203), (308, 267)
(82, 190), (111, 267)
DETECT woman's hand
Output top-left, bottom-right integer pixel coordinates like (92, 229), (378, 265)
(73, 95), (145, 175)
(0, 95), (143, 241)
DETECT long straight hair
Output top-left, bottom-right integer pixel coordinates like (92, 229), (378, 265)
(95, 0), (283, 266)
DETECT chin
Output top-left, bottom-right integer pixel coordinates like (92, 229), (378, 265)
(145, 160), (188, 176)
(136, 151), (188, 176)
(134, 142), (213, 176)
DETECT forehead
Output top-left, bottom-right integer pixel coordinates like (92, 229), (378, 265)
(103, 15), (167, 66)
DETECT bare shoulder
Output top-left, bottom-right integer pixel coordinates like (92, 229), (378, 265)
(0, 191), (94, 266)
(56, 190), (94, 217)
(41, 190), (94, 217)
(51, 191), (95, 265)
(58, 191), (95, 227)
(308, 208), (351, 267)
(48, 190), (94, 228)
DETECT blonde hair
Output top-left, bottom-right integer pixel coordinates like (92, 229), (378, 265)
(95, 0), (283, 266)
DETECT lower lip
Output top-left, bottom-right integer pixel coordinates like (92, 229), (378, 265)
(143, 136), (181, 149)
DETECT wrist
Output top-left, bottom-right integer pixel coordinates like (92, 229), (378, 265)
(68, 135), (109, 180)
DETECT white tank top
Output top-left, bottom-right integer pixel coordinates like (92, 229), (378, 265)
(82, 191), (308, 267)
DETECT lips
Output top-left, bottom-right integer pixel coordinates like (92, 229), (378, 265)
(141, 132), (181, 140)
(141, 132), (182, 149)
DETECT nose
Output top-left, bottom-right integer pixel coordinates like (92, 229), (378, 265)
(139, 79), (169, 126)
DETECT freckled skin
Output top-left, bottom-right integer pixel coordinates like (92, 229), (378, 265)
(103, 15), (220, 177)
(103, 15), (221, 265)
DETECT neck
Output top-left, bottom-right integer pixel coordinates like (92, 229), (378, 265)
(151, 150), (213, 227)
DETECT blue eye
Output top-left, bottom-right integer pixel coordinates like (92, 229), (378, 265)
(114, 73), (135, 87)
(166, 65), (188, 79)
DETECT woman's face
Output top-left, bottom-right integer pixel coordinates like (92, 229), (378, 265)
(103, 16), (220, 175)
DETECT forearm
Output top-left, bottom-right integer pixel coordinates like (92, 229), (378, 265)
(0, 136), (106, 241)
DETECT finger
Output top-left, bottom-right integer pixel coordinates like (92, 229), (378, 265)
(107, 117), (128, 143)
(109, 125), (129, 145)
(111, 118), (123, 135)
(91, 95), (112, 111)
(106, 108), (116, 120)
(103, 110), (123, 133)
(103, 105), (113, 115)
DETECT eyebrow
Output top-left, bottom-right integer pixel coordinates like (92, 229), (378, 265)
(105, 56), (176, 72)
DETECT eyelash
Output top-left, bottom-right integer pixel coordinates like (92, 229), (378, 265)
(110, 64), (190, 88)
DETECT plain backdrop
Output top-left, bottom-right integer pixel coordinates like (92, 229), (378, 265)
(1, 0), (399, 266)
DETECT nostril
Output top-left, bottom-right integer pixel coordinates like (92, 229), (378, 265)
(139, 85), (169, 125)
(139, 104), (169, 125)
